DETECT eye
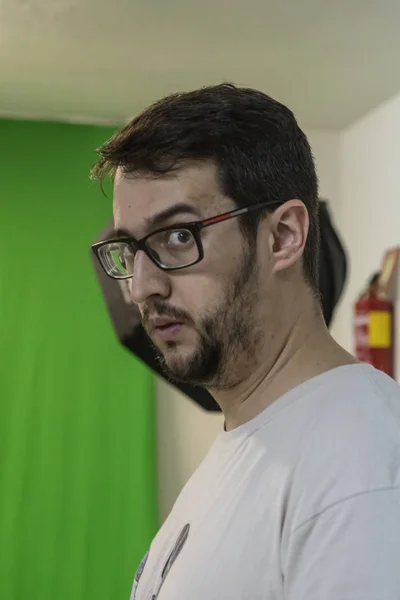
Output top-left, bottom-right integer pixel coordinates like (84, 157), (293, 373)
(167, 229), (193, 246)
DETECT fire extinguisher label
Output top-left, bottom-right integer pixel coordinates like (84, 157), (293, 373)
(354, 314), (369, 326)
(368, 311), (391, 348)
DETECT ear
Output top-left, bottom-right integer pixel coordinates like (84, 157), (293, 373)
(269, 200), (309, 274)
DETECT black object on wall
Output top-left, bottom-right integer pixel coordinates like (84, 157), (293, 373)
(318, 200), (347, 327)
(91, 200), (347, 412)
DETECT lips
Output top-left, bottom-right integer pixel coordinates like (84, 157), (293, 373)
(151, 318), (183, 330)
(148, 317), (185, 340)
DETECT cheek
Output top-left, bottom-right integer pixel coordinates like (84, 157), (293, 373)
(170, 231), (246, 315)
(204, 234), (246, 285)
(172, 274), (226, 320)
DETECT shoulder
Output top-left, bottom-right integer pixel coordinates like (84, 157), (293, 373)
(286, 365), (400, 530)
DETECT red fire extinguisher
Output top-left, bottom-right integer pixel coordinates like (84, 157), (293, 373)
(354, 273), (394, 378)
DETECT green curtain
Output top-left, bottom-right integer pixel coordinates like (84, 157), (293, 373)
(0, 120), (158, 600)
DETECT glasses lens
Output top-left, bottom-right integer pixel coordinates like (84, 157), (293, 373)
(146, 228), (199, 268)
(97, 241), (135, 279)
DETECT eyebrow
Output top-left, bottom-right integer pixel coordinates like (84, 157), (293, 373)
(115, 203), (202, 238)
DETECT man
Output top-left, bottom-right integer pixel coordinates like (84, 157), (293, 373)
(91, 84), (400, 599)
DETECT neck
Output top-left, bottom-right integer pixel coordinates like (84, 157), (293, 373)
(210, 298), (357, 432)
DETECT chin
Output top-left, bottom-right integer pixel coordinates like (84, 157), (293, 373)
(160, 346), (222, 389)
(155, 345), (195, 381)
(162, 346), (196, 373)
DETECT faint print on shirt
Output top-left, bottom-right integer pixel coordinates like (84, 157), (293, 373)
(130, 524), (191, 600)
(130, 549), (149, 600)
(151, 524), (190, 600)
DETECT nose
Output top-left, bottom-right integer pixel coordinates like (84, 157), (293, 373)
(129, 250), (171, 305)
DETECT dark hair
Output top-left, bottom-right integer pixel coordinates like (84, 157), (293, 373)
(91, 83), (320, 291)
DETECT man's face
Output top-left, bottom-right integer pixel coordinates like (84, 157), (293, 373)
(113, 162), (270, 390)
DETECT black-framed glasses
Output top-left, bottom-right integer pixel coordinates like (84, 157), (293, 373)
(91, 200), (279, 280)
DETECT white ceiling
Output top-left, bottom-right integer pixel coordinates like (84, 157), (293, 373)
(1, 0), (400, 130)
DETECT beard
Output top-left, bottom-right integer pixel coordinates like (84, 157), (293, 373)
(141, 242), (263, 391)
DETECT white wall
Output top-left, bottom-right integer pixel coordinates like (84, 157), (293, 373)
(156, 130), (341, 522)
(156, 379), (224, 522)
(306, 130), (341, 205)
(333, 91), (400, 353)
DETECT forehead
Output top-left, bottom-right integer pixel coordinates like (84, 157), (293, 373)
(113, 162), (230, 234)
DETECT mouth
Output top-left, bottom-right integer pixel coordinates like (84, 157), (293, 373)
(150, 319), (185, 340)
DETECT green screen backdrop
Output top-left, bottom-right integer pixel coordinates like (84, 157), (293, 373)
(0, 119), (158, 600)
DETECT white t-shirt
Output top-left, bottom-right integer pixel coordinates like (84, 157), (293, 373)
(131, 364), (400, 600)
